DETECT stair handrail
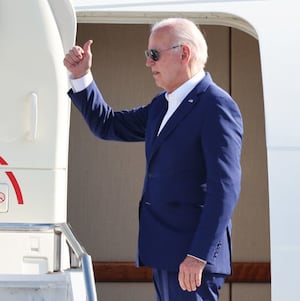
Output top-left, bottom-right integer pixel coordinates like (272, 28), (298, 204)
(0, 223), (98, 301)
(56, 223), (98, 301)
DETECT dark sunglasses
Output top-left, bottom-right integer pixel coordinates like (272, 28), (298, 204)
(144, 45), (182, 62)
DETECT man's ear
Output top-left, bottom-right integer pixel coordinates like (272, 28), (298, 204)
(181, 44), (191, 61)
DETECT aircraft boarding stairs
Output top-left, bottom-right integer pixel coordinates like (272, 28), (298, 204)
(0, 223), (97, 301)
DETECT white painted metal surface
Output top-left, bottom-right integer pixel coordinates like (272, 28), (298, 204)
(0, 1), (97, 300)
(0, 271), (86, 301)
(0, 0), (75, 223)
(0, 223), (97, 300)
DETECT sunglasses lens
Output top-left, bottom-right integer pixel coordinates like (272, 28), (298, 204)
(151, 50), (159, 61)
(145, 49), (159, 61)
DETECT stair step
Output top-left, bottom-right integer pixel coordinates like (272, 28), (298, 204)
(0, 270), (87, 301)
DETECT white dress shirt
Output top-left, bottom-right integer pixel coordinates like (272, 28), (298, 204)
(70, 72), (93, 93)
(157, 70), (205, 135)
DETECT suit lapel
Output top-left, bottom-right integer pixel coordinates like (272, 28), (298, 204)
(147, 72), (212, 163)
(150, 93), (198, 157)
(146, 94), (168, 152)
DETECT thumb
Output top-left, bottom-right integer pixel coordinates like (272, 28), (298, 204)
(83, 39), (93, 54)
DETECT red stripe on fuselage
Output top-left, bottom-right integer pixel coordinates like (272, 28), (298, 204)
(0, 156), (24, 205)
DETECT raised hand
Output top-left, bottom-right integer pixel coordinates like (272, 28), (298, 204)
(63, 40), (93, 79)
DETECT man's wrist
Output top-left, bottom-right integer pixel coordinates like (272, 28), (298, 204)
(70, 71), (93, 93)
(187, 254), (207, 265)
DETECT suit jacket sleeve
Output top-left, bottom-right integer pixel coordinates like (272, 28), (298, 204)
(68, 80), (148, 142)
(188, 89), (243, 263)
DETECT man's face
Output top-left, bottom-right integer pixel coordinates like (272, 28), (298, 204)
(145, 29), (184, 93)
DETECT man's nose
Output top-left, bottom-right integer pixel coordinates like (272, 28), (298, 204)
(145, 56), (155, 67)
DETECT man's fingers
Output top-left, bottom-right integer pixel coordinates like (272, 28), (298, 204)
(184, 272), (192, 292)
(65, 43), (88, 63)
(189, 273), (198, 291)
(64, 46), (83, 67)
(178, 270), (186, 291)
(178, 271), (198, 292)
(63, 40), (93, 78)
(178, 256), (205, 292)
(195, 272), (201, 287)
(83, 39), (93, 54)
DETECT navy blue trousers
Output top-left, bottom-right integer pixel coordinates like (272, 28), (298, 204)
(153, 269), (226, 301)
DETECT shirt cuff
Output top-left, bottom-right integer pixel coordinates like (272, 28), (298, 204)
(187, 254), (207, 264)
(70, 72), (93, 93)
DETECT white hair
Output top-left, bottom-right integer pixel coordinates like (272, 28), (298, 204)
(151, 18), (208, 68)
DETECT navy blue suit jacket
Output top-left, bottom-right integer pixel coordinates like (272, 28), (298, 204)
(69, 72), (243, 275)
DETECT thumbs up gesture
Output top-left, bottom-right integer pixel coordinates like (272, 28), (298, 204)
(63, 40), (93, 79)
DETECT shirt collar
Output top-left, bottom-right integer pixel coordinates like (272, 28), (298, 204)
(165, 70), (205, 105)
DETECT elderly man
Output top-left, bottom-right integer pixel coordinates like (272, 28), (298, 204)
(64, 18), (243, 301)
